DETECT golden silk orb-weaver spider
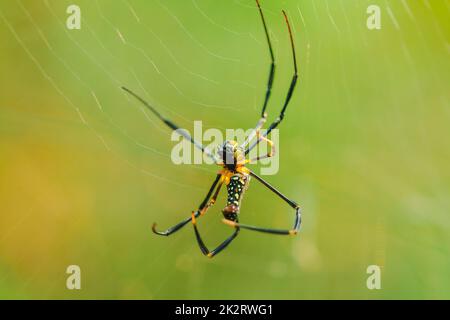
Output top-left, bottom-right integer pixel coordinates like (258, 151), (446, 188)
(122, 0), (301, 258)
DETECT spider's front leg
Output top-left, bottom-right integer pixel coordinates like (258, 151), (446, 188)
(246, 131), (275, 164)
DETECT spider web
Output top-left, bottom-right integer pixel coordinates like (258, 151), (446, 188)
(0, 0), (449, 299)
(0, 0), (281, 298)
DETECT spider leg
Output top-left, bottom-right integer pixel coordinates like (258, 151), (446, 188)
(152, 213), (199, 237)
(241, 116), (266, 150)
(241, 0), (274, 150)
(256, 0), (275, 119)
(246, 131), (275, 163)
(193, 215), (240, 258)
(121, 87), (219, 162)
(152, 173), (223, 236)
(246, 10), (299, 155)
(191, 178), (240, 258)
(222, 170), (301, 235)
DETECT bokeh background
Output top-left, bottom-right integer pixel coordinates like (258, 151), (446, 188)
(0, 0), (449, 299)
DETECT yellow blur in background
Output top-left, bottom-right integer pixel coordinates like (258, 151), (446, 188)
(0, 0), (449, 299)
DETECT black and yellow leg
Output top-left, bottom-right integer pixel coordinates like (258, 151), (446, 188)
(256, 0), (275, 119)
(199, 176), (224, 216)
(152, 173), (222, 236)
(223, 208), (300, 235)
(223, 170), (301, 235)
(152, 211), (201, 236)
(193, 217), (240, 258)
(241, 116), (267, 151)
(240, 0), (273, 153)
(247, 131), (275, 163)
(245, 9), (299, 156)
(121, 86), (219, 162)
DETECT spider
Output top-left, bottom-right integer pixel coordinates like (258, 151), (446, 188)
(122, 0), (301, 258)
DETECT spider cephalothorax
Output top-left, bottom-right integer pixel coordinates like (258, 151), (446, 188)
(219, 140), (246, 171)
(123, 0), (302, 258)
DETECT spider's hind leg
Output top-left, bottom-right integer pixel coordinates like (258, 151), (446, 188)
(222, 207), (301, 236)
(192, 215), (240, 258)
(152, 212), (200, 236)
(152, 173), (223, 236)
(222, 170), (301, 236)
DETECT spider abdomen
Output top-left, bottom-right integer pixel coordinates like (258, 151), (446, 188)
(222, 173), (250, 220)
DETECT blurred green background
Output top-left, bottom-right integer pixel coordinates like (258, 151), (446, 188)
(0, 0), (449, 299)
